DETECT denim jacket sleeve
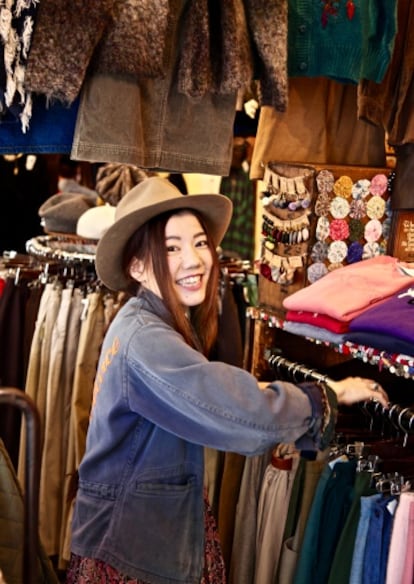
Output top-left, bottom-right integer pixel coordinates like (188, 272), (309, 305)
(292, 381), (338, 451)
(110, 300), (336, 456)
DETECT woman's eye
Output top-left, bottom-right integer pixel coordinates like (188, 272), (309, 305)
(166, 245), (180, 253)
(195, 239), (208, 248)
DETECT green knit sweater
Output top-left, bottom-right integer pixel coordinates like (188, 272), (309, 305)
(288, 0), (398, 83)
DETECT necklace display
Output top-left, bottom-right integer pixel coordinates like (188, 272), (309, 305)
(262, 210), (310, 247)
(259, 162), (316, 286)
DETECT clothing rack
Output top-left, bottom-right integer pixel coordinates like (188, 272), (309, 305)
(25, 234), (97, 265)
(268, 351), (414, 436)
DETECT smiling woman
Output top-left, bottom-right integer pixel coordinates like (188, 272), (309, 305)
(67, 176), (388, 584)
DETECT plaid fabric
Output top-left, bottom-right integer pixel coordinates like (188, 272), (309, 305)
(220, 168), (256, 261)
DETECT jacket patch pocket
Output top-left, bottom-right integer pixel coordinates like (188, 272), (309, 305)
(112, 474), (203, 581)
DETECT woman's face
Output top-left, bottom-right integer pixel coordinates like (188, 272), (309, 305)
(166, 211), (213, 307)
(129, 211), (213, 307)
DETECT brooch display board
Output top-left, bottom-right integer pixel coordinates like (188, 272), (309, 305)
(307, 166), (393, 285)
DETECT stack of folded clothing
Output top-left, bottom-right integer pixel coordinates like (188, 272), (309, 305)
(344, 286), (414, 356)
(282, 256), (414, 352)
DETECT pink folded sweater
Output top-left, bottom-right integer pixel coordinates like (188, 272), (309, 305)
(283, 256), (414, 321)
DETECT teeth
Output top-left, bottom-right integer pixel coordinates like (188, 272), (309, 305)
(178, 276), (200, 286)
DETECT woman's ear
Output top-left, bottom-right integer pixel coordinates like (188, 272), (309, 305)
(129, 257), (146, 283)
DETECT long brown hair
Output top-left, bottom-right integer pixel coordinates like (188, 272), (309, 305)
(122, 209), (220, 355)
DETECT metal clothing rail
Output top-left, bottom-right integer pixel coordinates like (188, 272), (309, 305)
(268, 351), (334, 385)
(268, 352), (414, 436)
(0, 388), (41, 584)
(25, 234), (97, 265)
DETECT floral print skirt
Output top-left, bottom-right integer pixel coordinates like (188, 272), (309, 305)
(66, 493), (226, 584)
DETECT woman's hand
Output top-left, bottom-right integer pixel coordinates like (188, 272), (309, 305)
(327, 377), (389, 408)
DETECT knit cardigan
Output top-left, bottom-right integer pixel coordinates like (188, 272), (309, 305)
(288, 0), (397, 84)
(24, 0), (288, 112)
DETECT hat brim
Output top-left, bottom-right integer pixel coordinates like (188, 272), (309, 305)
(96, 191), (232, 291)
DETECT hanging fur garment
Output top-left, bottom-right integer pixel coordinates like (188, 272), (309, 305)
(93, 0), (170, 79)
(177, 0), (253, 98)
(24, 0), (288, 112)
(244, 0), (288, 112)
(24, 0), (115, 104)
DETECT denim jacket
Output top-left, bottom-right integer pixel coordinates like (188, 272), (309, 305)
(71, 290), (336, 583)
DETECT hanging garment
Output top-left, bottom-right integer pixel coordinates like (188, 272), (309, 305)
(327, 471), (377, 584)
(357, 0), (414, 147)
(70, 65), (237, 175)
(0, 96), (78, 155)
(217, 452), (246, 579)
(361, 494), (396, 584)
(38, 285), (74, 556)
(349, 493), (383, 584)
(401, 501), (414, 584)
(0, 0), (39, 132)
(0, 276), (32, 468)
(229, 449), (273, 584)
(59, 290), (106, 565)
(0, 438), (59, 584)
(57, 287), (86, 568)
(250, 79), (386, 180)
(287, 0), (397, 83)
(278, 457), (327, 584)
(385, 491), (414, 584)
(24, 0), (287, 111)
(254, 445), (300, 584)
(293, 459), (357, 584)
(219, 167), (256, 261)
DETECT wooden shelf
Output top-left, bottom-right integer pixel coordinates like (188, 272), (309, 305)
(246, 307), (414, 380)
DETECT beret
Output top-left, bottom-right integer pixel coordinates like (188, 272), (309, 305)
(77, 204), (116, 240)
(38, 192), (96, 234)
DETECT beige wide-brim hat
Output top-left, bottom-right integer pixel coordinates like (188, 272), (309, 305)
(96, 176), (233, 291)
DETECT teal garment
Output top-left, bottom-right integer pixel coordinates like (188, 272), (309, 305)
(294, 459), (357, 584)
(327, 471), (377, 584)
(288, 0), (397, 83)
(293, 462), (333, 583)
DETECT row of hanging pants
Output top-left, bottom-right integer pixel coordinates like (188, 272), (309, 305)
(228, 427), (414, 584)
(0, 263), (250, 575)
(0, 272), (125, 570)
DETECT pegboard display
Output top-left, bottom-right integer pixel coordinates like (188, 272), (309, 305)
(307, 167), (393, 284)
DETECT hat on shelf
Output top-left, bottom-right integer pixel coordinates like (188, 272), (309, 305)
(77, 204), (116, 240)
(96, 176), (233, 291)
(38, 192), (97, 235)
